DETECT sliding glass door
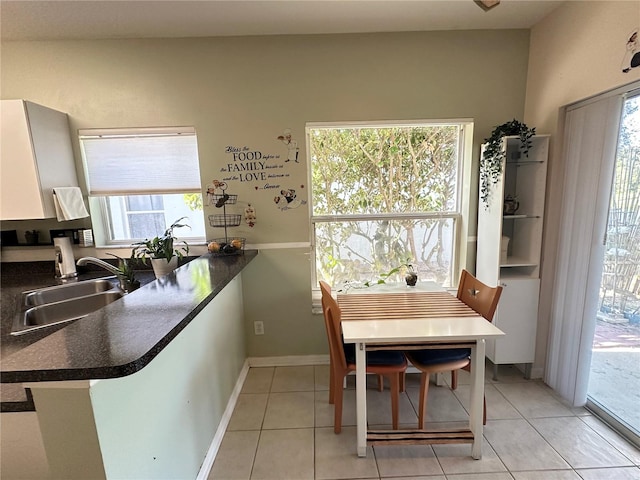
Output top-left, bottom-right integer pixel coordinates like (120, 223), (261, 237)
(588, 91), (640, 445)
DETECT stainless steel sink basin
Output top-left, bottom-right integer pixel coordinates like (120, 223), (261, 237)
(22, 278), (117, 307)
(12, 278), (124, 336)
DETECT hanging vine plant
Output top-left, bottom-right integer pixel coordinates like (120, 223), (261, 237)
(480, 119), (536, 207)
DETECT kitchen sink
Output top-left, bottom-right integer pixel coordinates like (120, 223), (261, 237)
(11, 278), (124, 336)
(22, 278), (117, 307)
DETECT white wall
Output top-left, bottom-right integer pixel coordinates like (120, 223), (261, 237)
(524, 0), (640, 374)
(1, 30), (531, 357)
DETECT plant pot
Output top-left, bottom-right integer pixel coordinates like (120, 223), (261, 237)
(405, 272), (418, 287)
(119, 279), (140, 293)
(25, 232), (39, 245)
(151, 257), (178, 278)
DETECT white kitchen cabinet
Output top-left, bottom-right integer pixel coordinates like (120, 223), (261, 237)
(485, 277), (540, 367)
(1, 100), (79, 220)
(476, 134), (549, 376)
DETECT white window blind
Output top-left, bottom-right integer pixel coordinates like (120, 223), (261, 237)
(545, 94), (622, 406)
(79, 127), (201, 195)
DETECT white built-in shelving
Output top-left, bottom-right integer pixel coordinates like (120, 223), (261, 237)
(476, 135), (550, 377)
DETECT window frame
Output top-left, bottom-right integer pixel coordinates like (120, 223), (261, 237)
(79, 126), (205, 246)
(306, 119), (474, 310)
(89, 194), (206, 247)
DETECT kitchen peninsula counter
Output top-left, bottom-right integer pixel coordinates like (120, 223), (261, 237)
(0, 250), (257, 384)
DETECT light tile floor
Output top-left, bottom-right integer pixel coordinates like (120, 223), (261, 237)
(209, 364), (640, 480)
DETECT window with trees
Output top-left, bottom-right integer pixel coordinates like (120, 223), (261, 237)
(308, 120), (472, 291)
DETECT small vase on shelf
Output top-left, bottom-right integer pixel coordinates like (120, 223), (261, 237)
(504, 195), (519, 215)
(404, 264), (418, 287)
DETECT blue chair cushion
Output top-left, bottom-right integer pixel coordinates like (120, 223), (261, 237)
(344, 343), (405, 366)
(409, 348), (471, 366)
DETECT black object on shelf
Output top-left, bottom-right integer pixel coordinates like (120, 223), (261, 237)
(50, 229), (80, 245)
(1, 230), (19, 246)
(24, 231), (39, 245)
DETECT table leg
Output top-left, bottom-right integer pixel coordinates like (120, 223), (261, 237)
(355, 342), (367, 457)
(470, 339), (485, 459)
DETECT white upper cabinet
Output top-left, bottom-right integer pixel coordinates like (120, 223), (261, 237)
(1, 100), (79, 220)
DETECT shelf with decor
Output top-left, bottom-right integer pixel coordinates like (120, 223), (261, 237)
(476, 128), (550, 377)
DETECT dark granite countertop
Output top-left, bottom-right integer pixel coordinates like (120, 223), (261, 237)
(1, 264), (155, 361)
(0, 251), (257, 384)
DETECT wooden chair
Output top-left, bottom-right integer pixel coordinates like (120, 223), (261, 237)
(319, 281), (407, 433)
(450, 269), (503, 391)
(405, 270), (502, 429)
(320, 283), (394, 404)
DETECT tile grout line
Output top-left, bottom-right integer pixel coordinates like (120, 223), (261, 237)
(221, 366), (639, 480)
(575, 414), (640, 465)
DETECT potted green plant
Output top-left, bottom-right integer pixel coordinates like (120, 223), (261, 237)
(107, 253), (140, 293)
(404, 263), (418, 286)
(338, 259), (416, 292)
(480, 119), (536, 207)
(132, 217), (190, 278)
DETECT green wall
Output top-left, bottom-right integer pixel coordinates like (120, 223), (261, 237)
(1, 30), (530, 356)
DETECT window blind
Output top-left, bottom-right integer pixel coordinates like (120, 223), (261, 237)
(79, 127), (201, 195)
(545, 95), (622, 406)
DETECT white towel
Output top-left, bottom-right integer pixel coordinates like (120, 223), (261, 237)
(53, 187), (89, 221)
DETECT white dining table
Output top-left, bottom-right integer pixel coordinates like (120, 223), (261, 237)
(339, 285), (505, 459)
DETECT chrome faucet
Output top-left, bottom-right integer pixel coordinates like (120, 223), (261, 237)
(76, 257), (121, 277)
(76, 256), (140, 293)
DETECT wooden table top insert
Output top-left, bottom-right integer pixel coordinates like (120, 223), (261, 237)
(338, 291), (478, 321)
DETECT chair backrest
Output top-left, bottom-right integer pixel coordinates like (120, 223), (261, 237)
(456, 269), (503, 322)
(319, 281), (348, 371)
(319, 280), (331, 313)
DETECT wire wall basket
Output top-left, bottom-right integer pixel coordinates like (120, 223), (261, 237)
(209, 193), (238, 206)
(206, 180), (245, 256)
(208, 214), (241, 228)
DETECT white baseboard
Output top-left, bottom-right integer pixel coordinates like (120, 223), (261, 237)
(248, 354), (330, 367)
(196, 355), (330, 479)
(510, 363), (544, 380)
(196, 359), (250, 480)
(529, 367), (544, 379)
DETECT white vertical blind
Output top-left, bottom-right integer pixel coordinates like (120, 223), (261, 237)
(79, 127), (201, 195)
(545, 95), (622, 406)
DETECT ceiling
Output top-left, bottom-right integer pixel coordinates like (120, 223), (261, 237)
(0, 0), (565, 42)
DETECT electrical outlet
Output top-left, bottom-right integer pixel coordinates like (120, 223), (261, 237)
(254, 321), (264, 335)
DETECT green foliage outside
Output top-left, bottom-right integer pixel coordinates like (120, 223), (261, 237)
(310, 125), (460, 287)
(600, 96), (640, 317)
(183, 193), (203, 211)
